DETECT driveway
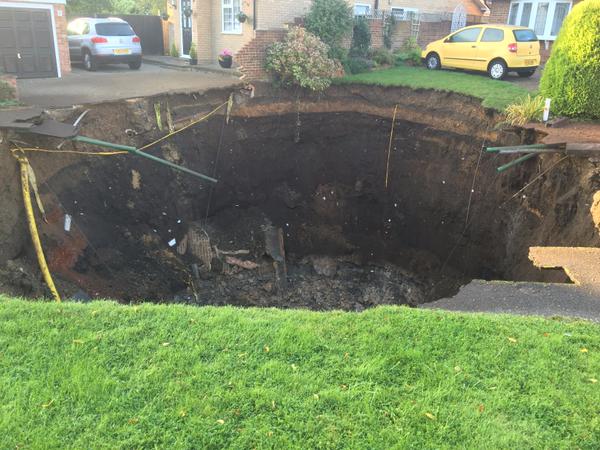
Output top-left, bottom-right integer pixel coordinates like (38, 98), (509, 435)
(18, 64), (241, 108)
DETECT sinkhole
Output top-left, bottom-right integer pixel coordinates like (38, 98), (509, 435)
(1, 86), (598, 309)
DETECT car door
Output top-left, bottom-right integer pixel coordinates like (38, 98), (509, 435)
(440, 27), (482, 69)
(67, 19), (85, 61)
(476, 27), (505, 71)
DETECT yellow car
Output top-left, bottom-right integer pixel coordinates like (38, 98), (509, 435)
(421, 25), (540, 80)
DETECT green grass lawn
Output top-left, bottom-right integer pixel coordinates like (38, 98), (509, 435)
(1, 298), (599, 449)
(338, 66), (533, 111)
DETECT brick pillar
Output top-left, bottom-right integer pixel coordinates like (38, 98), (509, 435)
(193, 1), (213, 63)
(54, 4), (71, 76)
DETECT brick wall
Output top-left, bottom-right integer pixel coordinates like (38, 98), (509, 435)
(367, 18), (384, 49)
(235, 29), (286, 79)
(488, 0), (510, 23)
(256, 0), (311, 30)
(53, 4), (71, 76)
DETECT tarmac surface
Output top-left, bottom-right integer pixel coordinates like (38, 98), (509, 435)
(18, 64), (240, 108)
(422, 280), (600, 322)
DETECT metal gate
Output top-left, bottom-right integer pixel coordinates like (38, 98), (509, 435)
(0, 7), (57, 78)
(451, 5), (467, 32)
(95, 14), (165, 55)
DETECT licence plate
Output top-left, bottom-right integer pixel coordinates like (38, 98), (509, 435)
(525, 59), (535, 65)
(113, 49), (131, 55)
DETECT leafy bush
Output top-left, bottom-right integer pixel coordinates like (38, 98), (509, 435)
(383, 14), (396, 49)
(189, 42), (197, 60)
(265, 27), (342, 91)
(169, 43), (178, 57)
(344, 57), (375, 74)
(394, 49), (421, 66)
(351, 17), (371, 57)
(504, 95), (545, 126)
(394, 37), (422, 66)
(539, 0), (600, 118)
(305, 0), (353, 59)
(371, 48), (394, 66)
(0, 81), (15, 102)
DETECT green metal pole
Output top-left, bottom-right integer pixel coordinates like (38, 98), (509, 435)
(73, 135), (217, 184)
(496, 153), (537, 173)
(486, 144), (549, 153)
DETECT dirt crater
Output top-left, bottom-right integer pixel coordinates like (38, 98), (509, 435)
(1, 84), (599, 309)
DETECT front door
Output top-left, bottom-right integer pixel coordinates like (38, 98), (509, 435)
(181, 0), (192, 55)
(0, 7), (57, 78)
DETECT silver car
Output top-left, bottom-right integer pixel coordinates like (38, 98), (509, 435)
(67, 18), (142, 71)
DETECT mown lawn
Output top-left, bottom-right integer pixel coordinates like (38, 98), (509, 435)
(338, 66), (533, 111)
(1, 297), (599, 449)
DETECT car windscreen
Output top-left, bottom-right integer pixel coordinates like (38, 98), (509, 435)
(95, 23), (135, 36)
(513, 29), (538, 42)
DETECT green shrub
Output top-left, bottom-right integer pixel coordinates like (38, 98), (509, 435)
(383, 14), (396, 49)
(265, 27), (342, 91)
(539, 0), (600, 118)
(170, 43), (179, 57)
(189, 42), (197, 60)
(371, 48), (394, 66)
(394, 37), (422, 66)
(394, 49), (421, 66)
(0, 80), (15, 102)
(504, 94), (545, 126)
(305, 0), (353, 59)
(351, 17), (371, 57)
(344, 57), (375, 74)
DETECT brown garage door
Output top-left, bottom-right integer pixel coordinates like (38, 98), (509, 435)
(0, 7), (57, 78)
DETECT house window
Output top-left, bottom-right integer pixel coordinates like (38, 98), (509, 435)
(354, 3), (371, 16)
(222, 0), (242, 34)
(507, 0), (571, 40)
(391, 7), (419, 21)
(520, 3), (532, 26)
(508, 3), (519, 24)
(550, 2), (570, 36)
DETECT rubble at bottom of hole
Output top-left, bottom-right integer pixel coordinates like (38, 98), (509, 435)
(171, 254), (428, 312)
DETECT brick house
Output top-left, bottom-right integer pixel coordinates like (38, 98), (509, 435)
(0, 0), (70, 78)
(487, 0), (578, 60)
(164, 0), (488, 67)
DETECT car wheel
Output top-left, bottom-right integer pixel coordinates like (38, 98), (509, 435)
(488, 59), (507, 80)
(128, 60), (142, 70)
(83, 51), (97, 72)
(425, 53), (441, 70)
(518, 69), (536, 78)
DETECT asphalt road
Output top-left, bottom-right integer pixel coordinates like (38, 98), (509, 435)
(422, 280), (600, 322)
(18, 64), (241, 108)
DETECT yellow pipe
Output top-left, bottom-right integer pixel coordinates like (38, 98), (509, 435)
(16, 154), (61, 302)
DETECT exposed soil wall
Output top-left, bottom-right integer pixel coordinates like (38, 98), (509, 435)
(1, 84), (598, 309)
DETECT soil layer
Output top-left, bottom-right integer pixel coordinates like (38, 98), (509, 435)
(1, 84), (598, 309)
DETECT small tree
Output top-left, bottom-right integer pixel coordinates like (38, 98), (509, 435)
(350, 17), (371, 57)
(305, 0), (353, 59)
(265, 27), (342, 92)
(539, 0), (600, 118)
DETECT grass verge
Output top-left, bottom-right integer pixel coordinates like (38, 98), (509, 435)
(337, 66), (533, 111)
(1, 297), (599, 449)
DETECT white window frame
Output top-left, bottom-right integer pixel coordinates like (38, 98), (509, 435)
(222, 0), (242, 35)
(507, 0), (572, 40)
(354, 3), (371, 16)
(391, 7), (419, 21)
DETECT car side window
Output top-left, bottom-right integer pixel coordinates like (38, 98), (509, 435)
(448, 28), (482, 43)
(67, 21), (80, 36)
(82, 23), (90, 35)
(481, 28), (504, 42)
